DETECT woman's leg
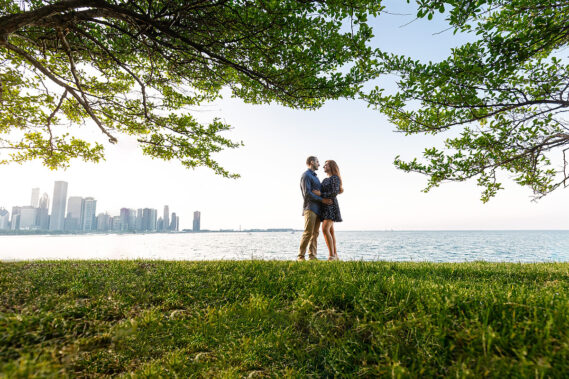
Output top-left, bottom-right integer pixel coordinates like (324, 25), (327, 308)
(330, 223), (338, 259)
(321, 220), (334, 259)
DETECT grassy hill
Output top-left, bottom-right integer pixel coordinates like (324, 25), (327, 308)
(1, 260), (568, 377)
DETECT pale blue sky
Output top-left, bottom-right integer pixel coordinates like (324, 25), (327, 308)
(2, 1), (568, 231)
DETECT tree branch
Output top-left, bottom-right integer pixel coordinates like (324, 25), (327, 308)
(4, 41), (117, 143)
(45, 89), (68, 154)
(72, 25), (150, 120)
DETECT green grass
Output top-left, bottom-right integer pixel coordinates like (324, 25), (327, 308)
(1, 260), (569, 377)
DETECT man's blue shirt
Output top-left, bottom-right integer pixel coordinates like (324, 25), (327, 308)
(300, 169), (323, 216)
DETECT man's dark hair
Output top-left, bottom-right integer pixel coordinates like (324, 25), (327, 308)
(306, 156), (317, 166)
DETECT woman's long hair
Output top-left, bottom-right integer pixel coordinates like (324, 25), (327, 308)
(325, 160), (343, 194)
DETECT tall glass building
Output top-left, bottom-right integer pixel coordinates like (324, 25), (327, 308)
(30, 188), (40, 208)
(163, 205), (170, 231)
(66, 196), (84, 231)
(49, 181), (68, 231)
(82, 197), (97, 231)
(193, 211), (200, 232)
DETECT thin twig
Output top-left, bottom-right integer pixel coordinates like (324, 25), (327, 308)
(45, 89), (68, 155)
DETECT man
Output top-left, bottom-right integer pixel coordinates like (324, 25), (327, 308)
(298, 156), (332, 261)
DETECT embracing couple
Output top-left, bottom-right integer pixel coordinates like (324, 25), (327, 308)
(298, 156), (343, 261)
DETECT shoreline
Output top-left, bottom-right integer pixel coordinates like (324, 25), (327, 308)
(2, 229), (569, 237)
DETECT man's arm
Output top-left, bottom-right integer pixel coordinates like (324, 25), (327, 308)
(302, 175), (333, 205)
(302, 174), (323, 202)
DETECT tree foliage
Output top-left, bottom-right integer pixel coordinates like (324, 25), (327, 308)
(0, 0), (381, 176)
(364, 0), (569, 201)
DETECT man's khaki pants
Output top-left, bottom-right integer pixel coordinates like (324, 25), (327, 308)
(298, 210), (320, 260)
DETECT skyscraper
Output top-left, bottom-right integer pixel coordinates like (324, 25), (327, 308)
(96, 213), (111, 232)
(163, 205), (170, 231)
(30, 188), (40, 208)
(65, 196), (84, 231)
(37, 193), (50, 230)
(10, 206), (21, 231)
(0, 208), (10, 230)
(19, 206), (38, 230)
(128, 209), (136, 231)
(170, 212), (177, 231)
(49, 181), (68, 231)
(142, 208), (157, 231)
(111, 216), (121, 231)
(120, 208), (136, 231)
(135, 208), (143, 231)
(193, 211), (200, 232)
(82, 197), (97, 231)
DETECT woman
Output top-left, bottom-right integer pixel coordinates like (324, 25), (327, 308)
(312, 160), (343, 261)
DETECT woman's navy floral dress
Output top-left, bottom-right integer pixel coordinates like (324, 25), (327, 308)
(320, 175), (342, 222)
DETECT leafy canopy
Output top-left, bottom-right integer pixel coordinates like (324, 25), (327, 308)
(0, 0), (381, 177)
(363, 0), (569, 201)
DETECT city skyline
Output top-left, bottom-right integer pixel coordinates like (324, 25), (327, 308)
(0, 181), (186, 233)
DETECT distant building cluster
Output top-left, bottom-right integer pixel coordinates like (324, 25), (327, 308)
(0, 181), (199, 233)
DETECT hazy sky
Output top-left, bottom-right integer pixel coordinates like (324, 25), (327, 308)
(2, 1), (568, 231)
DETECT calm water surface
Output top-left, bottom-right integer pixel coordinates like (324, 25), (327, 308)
(2, 231), (569, 262)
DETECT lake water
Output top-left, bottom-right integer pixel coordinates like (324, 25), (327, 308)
(2, 231), (569, 262)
